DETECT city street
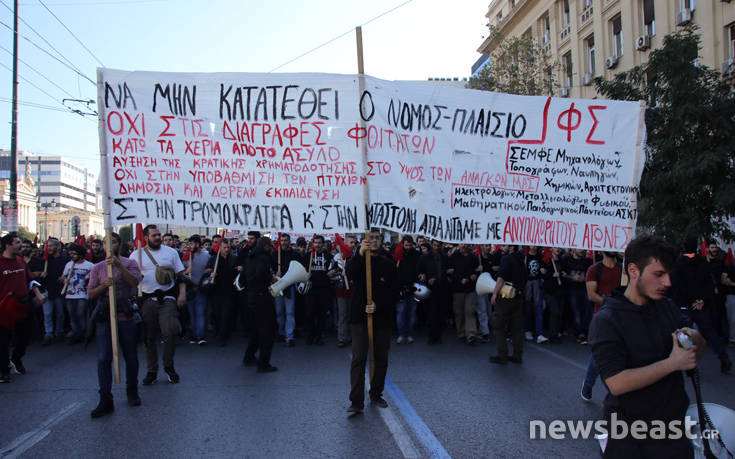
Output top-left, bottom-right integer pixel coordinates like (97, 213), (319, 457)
(0, 329), (733, 458)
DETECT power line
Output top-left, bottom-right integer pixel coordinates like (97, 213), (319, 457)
(0, 43), (74, 97)
(0, 18), (95, 84)
(20, 0), (167, 5)
(269, 0), (413, 72)
(0, 96), (69, 112)
(38, 0), (104, 66)
(0, 61), (73, 111)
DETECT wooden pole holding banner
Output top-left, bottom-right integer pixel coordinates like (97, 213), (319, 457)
(356, 26), (374, 380)
(96, 68), (121, 384)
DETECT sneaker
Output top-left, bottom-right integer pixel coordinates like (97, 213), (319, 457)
(371, 396), (388, 408)
(396, 336), (405, 344)
(407, 336), (414, 344)
(536, 335), (549, 344)
(489, 355), (508, 365)
(256, 365), (278, 373)
(90, 394), (114, 418)
(164, 367), (180, 383)
(478, 334), (490, 343)
(581, 382), (593, 401)
(346, 402), (364, 413)
(197, 339), (207, 346)
(722, 360), (732, 374)
(142, 372), (157, 385)
(0, 371), (10, 383)
(10, 358), (26, 375)
(524, 331), (534, 341)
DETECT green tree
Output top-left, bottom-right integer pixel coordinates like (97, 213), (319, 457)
(469, 28), (557, 96)
(119, 224), (132, 243)
(17, 226), (35, 242)
(595, 26), (735, 243)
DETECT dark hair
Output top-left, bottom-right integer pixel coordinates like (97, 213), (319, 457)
(163, 233), (173, 239)
(313, 235), (325, 243)
(296, 237), (306, 248)
(219, 238), (229, 245)
(625, 234), (677, 275)
(143, 224), (157, 236)
(401, 235), (414, 243)
(203, 238), (212, 245)
(1, 232), (18, 251)
(68, 244), (86, 257)
(256, 236), (272, 250)
(212, 234), (221, 240)
(189, 234), (202, 245)
(280, 233), (291, 240)
(109, 232), (121, 244)
(683, 236), (698, 254)
(248, 231), (261, 238)
(92, 238), (103, 245)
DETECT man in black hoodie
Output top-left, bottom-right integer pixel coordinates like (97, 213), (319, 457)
(242, 237), (278, 373)
(589, 235), (705, 458)
(345, 230), (398, 413)
(305, 235), (335, 345)
(417, 239), (451, 344)
(395, 235), (419, 344)
(671, 236), (732, 374)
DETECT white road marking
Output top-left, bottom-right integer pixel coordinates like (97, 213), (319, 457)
(0, 402), (82, 458)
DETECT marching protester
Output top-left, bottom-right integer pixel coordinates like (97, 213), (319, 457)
(580, 251), (622, 401)
(162, 233), (176, 249)
(523, 246), (546, 343)
(561, 249), (593, 345)
(489, 245), (527, 365)
(183, 235), (211, 345)
(540, 247), (564, 344)
(272, 233), (301, 347)
(448, 244), (479, 344)
(394, 235), (419, 345)
(305, 235), (335, 345)
(0, 233), (41, 382)
(242, 236), (278, 373)
(589, 234), (705, 457)
(332, 236), (353, 348)
(40, 238), (69, 345)
(86, 232), (142, 418)
(417, 239), (451, 344)
(671, 236), (732, 374)
(204, 238), (238, 346)
(61, 244), (94, 344)
(346, 229), (398, 412)
(90, 239), (106, 264)
(474, 244), (494, 343)
(130, 225), (186, 385)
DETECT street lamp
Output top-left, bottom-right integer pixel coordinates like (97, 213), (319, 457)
(41, 198), (55, 240)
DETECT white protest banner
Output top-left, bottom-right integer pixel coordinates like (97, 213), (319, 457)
(98, 69), (645, 250)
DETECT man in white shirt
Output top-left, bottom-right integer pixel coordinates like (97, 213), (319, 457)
(62, 244), (94, 344)
(130, 225), (186, 385)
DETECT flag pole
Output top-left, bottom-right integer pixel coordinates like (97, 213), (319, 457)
(96, 68), (121, 384)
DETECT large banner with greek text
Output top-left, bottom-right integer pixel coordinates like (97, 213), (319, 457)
(98, 69), (645, 250)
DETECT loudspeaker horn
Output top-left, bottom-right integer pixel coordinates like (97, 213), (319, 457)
(476, 272), (496, 296)
(269, 260), (308, 297)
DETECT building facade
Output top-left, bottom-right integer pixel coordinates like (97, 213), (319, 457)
(0, 160), (38, 234)
(0, 150), (100, 213)
(478, 0), (735, 99)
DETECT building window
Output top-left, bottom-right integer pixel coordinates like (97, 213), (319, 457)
(562, 0), (570, 26)
(729, 23), (735, 59)
(681, 0), (696, 11)
(542, 13), (551, 43)
(582, 0), (592, 10)
(496, 10), (503, 25)
(611, 15), (623, 58)
(586, 35), (596, 74)
(642, 0), (655, 36)
(564, 52), (573, 87)
(510, 0), (516, 9)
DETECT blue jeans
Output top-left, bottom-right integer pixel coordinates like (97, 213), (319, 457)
(524, 279), (544, 336)
(568, 288), (591, 338)
(65, 298), (88, 339)
(187, 293), (208, 340)
(43, 296), (65, 336)
(583, 355), (599, 388)
(97, 319), (139, 395)
(396, 296), (416, 338)
(475, 293), (490, 336)
(274, 287), (296, 341)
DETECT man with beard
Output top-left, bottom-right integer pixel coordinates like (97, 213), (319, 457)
(346, 229), (398, 412)
(39, 238), (69, 345)
(130, 225), (186, 385)
(489, 245), (527, 365)
(589, 235), (704, 457)
(242, 237), (278, 373)
(90, 239), (106, 264)
(305, 235), (335, 345)
(204, 238), (238, 346)
(61, 244), (94, 344)
(162, 233), (176, 250)
(183, 235), (210, 345)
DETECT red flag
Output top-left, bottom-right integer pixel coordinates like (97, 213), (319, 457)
(473, 245), (481, 255)
(587, 250), (595, 260)
(42, 237), (50, 261)
(134, 224), (146, 249)
(85, 249), (93, 262)
(542, 247), (552, 264)
(181, 247), (191, 262)
(272, 232), (282, 251)
(0, 294), (29, 330)
(310, 236), (315, 254)
(75, 235), (85, 246)
(334, 233), (352, 258)
(212, 229), (227, 253)
(32, 234), (38, 245)
(726, 248), (734, 265)
(701, 239), (708, 258)
(87, 235), (93, 249)
(393, 242), (405, 261)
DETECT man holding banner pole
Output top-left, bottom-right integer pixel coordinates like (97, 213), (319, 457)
(346, 229), (398, 413)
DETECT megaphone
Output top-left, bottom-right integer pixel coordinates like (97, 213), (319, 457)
(413, 283), (430, 301)
(269, 260), (308, 297)
(29, 280), (48, 307)
(233, 273), (246, 292)
(686, 403), (735, 458)
(475, 272), (496, 296)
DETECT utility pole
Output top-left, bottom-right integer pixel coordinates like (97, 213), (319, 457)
(9, 0), (19, 226)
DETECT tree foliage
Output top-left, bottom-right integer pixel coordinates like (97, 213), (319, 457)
(17, 226), (35, 242)
(119, 224), (132, 243)
(469, 27), (556, 96)
(595, 26), (735, 243)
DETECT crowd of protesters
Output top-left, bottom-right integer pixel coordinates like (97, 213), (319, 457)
(1, 228), (734, 417)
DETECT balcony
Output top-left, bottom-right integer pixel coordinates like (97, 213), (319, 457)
(580, 6), (593, 28)
(560, 25), (571, 43)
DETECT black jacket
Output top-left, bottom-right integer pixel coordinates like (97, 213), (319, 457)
(307, 249), (333, 289)
(396, 248), (420, 288)
(272, 248), (303, 276)
(416, 251), (450, 286)
(205, 252), (237, 294)
(589, 291), (690, 425)
(244, 247), (274, 303)
(346, 250), (398, 329)
(448, 251), (479, 293)
(670, 254), (715, 309)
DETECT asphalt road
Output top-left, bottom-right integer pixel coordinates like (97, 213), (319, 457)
(1, 329), (733, 458)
